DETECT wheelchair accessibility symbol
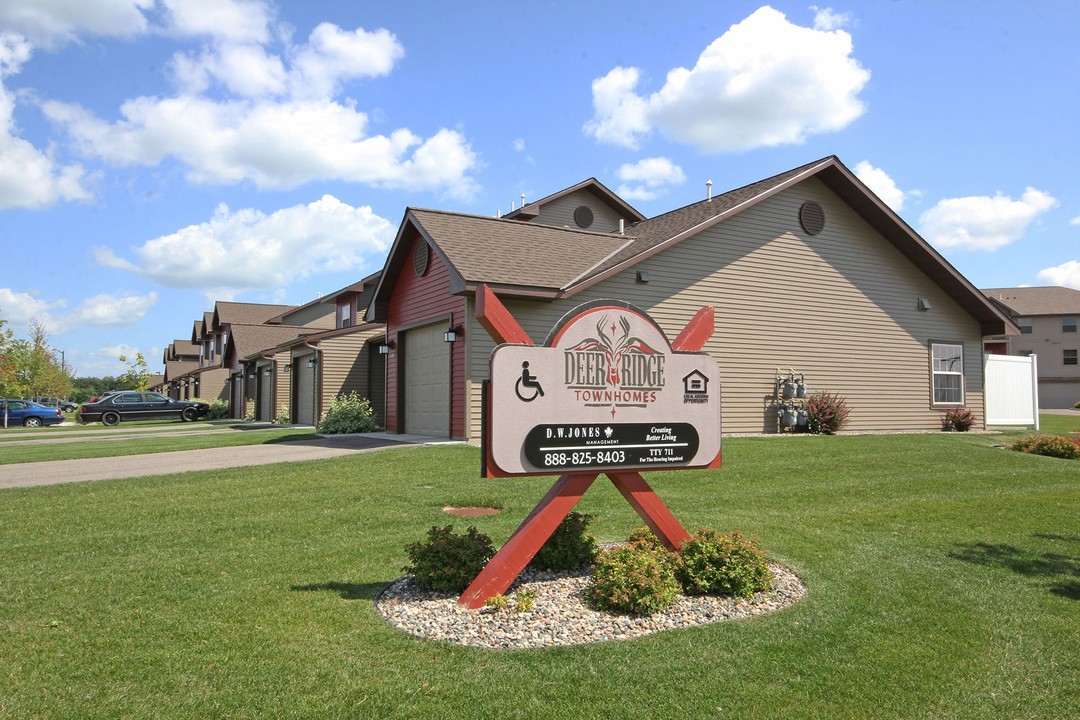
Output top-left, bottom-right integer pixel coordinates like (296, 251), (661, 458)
(515, 361), (545, 402)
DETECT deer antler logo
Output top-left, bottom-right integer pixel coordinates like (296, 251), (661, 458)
(565, 314), (660, 388)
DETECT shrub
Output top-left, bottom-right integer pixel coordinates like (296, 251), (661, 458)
(806, 391), (850, 434)
(403, 525), (495, 594)
(940, 407), (975, 432)
(586, 543), (680, 615)
(274, 403), (290, 424)
(530, 511), (599, 572)
(675, 529), (774, 598)
(626, 525), (667, 551)
(317, 391), (378, 434)
(196, 398), (229, 420)
(1009, 434), (1080, 460)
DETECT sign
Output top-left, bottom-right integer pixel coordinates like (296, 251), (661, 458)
(487, 300), (721, 476)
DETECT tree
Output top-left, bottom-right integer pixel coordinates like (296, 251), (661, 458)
(0, 316), (16, 396)
(0, 318), (72, 398)
(119, 351), (151, 391)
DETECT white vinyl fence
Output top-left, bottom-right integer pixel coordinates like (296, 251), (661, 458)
(984, 354), (1039, 428)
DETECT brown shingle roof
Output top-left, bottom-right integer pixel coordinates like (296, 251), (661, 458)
(409, 208), (631, 291)
(371, 156), (1015, 336)
(982, 286), (1080, 316)
(213, 301), (294, 330)
(225, 323), (313, 360)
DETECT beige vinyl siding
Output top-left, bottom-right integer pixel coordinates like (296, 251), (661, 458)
(279, 304), (336, 328)
(317, 329), (384, 423)
(464, 178), (985, 440)
(529, 191), (628, 233)
(274, 362), (290, 420)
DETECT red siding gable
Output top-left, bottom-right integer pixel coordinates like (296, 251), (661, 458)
(385, 234), (466, 437)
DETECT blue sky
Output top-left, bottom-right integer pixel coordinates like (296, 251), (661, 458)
(1, 0), (1077, 377)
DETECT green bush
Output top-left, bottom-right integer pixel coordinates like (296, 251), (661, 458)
(675, 529), (774, 598)
(1009, 434), (1080, 460)
(195, 398), (229, 420)
(317, 391), (378, 434)
(940, 407), (975, 432)
(626, 525), (667, 551)
(806, 391), (850, 434)
(586, 543), (680, 615)
(403, 525), (494, 594)
(274, 403), (290, 424)
(529, 511), (599, 572)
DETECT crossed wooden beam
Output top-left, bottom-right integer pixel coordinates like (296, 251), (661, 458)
(459, 285), (716, 608)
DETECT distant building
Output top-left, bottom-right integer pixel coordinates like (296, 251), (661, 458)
(983, 286), (1080, 408)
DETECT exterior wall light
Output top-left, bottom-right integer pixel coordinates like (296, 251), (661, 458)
(444, 326), (461, 343)
(378, 340), (394, 355)
(283, 363), (291, 374)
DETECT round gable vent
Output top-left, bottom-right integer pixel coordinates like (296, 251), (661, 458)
(573, 205), (594, 229)
(413, 239), (429, 276)
(799, 201), (826, 236)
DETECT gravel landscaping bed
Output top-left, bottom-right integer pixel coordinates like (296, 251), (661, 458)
(376, 562), (806, 649)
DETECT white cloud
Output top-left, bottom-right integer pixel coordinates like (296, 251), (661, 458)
(616, 156), (686, 202)
(1070, 215), (1080, 225)
(1037, 261), (1080, 290)
(853, 161), (905, 212)
(27, 5), (476, 194)
(159, 0), (272, 45)
(584, 6), (870, 152)
(0, 35), (95, 209)
(584, 66), (651, 148)
(812, 6), (854, 31)
(94, 195), (394, 293)
(288, 23), (403, 100)
(0, 288), (155, 334)
(0, 0), (153, 47)
(44, 95), (477, 192)
(919, 188), (1058, 251)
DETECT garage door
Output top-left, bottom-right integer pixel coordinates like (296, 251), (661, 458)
(404, 323), (450, 436)
(258, 368), (273, 421)
(231, 374), (244, 418)
(295, 356), (316, 425)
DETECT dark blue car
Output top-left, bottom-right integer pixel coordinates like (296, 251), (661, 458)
(1, 399), (65, 428)
(78, 392), (210, 426)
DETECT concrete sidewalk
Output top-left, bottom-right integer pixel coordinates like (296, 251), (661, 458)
(0, 432), (461, 490)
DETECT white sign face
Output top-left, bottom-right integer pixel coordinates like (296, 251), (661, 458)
(488, 302), (721, 476)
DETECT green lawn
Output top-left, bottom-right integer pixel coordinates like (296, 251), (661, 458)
(1, 426), (1077, 718)
(0, 423), (319, 463)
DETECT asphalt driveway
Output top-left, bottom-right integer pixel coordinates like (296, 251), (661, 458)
(0, 430), (460, 490)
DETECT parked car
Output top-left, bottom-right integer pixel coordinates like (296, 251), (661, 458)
(1, 399), (65, 428)
(31, 396), (78, 412)
(88, 391), (124, 403)
(78, 392), (210, 426)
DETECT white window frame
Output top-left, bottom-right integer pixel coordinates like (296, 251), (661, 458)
(931, 342), (965, 406)
(1065, 349), (1078, 366)
(1017, 317), (1033, 334)
(1063, 316), (1077, 333)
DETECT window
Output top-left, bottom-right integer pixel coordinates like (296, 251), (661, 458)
(1065, 349), (1078, 366)
(1063, 316), (1077, 333)
(1017, 317), (1032, 334)
(339, 303), (352, 328)
(931, 342), (964, 405)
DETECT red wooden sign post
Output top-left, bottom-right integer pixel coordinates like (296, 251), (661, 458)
(459, 285), (720, 608)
